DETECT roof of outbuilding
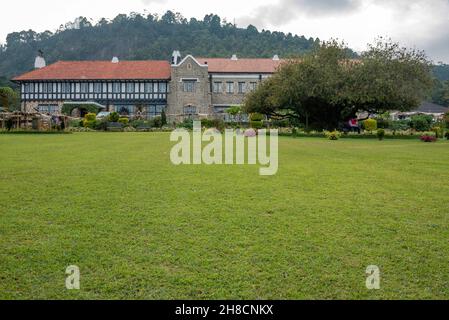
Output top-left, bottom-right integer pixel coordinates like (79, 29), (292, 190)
(13, 60), (172, 81)
(414, 101), (449, 114)
(196, 58), (284, 74)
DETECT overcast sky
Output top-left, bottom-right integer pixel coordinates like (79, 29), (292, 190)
(1, 0), (448, 63)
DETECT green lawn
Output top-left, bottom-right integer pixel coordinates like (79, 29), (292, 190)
(0, 133), (448, 299)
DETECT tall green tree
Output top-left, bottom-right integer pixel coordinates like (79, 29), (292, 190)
(244, 39), (434, 130)
(0, 87), (19, 112)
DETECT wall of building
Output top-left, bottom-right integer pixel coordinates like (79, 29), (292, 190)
(167, 56), (211, 122)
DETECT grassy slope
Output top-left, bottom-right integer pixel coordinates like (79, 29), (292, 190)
(0, 133), (448, 299)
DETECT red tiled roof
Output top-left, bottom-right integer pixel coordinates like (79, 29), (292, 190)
(13, 60), (171, 81)
(197, 58), (284, 73)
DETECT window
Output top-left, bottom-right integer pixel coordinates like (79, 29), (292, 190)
(238, 82), (246, 94)
(24, 83), (31, 93)
(183, 80), (196, 92)
(146, 105), (166, 117)
(94, 83), (102, 93)
(80, 83), (88, 93)
(61, 83), (70, 93)
(213, 82), (222, 93)
(114, 105), (135, 116)
(144, 83), (152, 93)
(37, 104), (59, 114)
(159, 82), (167, 93)
(226, 82), (234, 94)
(126, 83), (135, 93)
(183, 105), (197, 114)
(249, 82), (257, 91)
(113, 83), (121, 93)
(42, 83), (48, 93)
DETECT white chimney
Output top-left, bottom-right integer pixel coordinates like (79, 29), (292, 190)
(231, 54), (238, 61)
(273, 55), (280, 61)
(172, 50), (182, 65)
(111, 57), (119, 63)
(34, 50), (46, 69)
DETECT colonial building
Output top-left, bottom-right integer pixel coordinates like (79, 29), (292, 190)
(12, 52), (283, 122)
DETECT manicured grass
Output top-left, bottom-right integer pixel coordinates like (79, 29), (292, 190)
(0, 133), (448, 299)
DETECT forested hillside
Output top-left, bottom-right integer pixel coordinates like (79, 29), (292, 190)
(0, 11), (321, 80)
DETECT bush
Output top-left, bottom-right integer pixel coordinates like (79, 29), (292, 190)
(83, 113), (97, 128)
(108, 112), (120, 122)
(391, 120), (411, 132)
(161, 110), (167, 126)
(376, 118), (391, 129)
(325, 130), (342, 140)
(250, 113), (264, 121)
(68, 119), (82, 128)
(152, 116), (162, 128)
(250, 121), (263, 129)
(377, 129), (385, 141)
(94, 119), (108, 131)
(431, 126), (444, 138)
(443, 112), (449, 129)
(84, 113), (96, 122)
(410, 115), (433, 131)
(445, 131), (449, 140)
(420, 134), (437, 143)
(118, 117), (129, 125)
(177, 119), (193, 130)
(363, 119), (377, 132)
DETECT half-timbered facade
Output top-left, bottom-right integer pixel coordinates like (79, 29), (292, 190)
(13, 53), (283, 121)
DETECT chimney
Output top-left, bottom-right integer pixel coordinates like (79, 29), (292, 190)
(34, 50), (46, 69)
(231, 54), (238, 61)
(272, 54), (280, 61)
(111, 57), (119, 63)
(172, 50), (182, 65)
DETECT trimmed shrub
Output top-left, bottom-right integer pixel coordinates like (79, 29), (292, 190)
(420, 134), (437, 142)
(152, 116), (162, 128)
(250, 113), (264, 121)
(84, 113), (96, 121)
(118, 117), (129, 125)
(325, 130), (342, 140)
(410, 115), (433, 131)
(161, 110), (167, 126)
(363, 119), (377, 132)
(377, 129), (385, 141)
(108, 112), (120, 123)
(250, 121), (263, 129)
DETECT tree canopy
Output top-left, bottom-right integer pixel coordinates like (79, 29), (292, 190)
(244, 39), (434, 130)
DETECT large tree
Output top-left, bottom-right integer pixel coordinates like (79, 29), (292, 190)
(0, 87), (19, 112)
(244, 39), (434, 130)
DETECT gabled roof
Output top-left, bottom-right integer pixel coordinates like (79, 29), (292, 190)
(13, 60), (171, 81)
(196, 58), (284, 74)
(414, 101), (449, 114)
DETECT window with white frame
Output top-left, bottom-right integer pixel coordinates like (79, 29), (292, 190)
(183, 80), (196, 92)
(213, 82), (222, 93)
(80, 83), (88, 93)
(238, 82), (246, 94)
(94, 83), (102, 93)
(126, 83), (135, 93)
(113, 82), (121, 93)
(249, 82), (257, 91)
(226, 82), (234, 94)
(183, 105), (197, 114)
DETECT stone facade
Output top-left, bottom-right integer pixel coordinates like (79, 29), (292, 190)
(167, 56), (211, 122)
